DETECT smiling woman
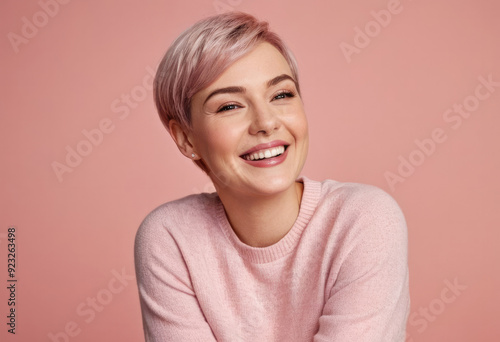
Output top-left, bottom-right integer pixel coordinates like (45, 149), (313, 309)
(134, 12), (410, 342)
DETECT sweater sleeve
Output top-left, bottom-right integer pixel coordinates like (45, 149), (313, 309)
(134, 209), (217, 342)
(313, 187), (410, 342)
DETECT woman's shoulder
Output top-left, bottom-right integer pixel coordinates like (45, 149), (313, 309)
(303, 177), (405, 224)
(135, 192), (221, 242)
(316, 178), (401, 209)
(306, 177), (407, 249)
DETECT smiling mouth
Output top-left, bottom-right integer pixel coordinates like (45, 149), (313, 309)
(241, 145), (288, 161)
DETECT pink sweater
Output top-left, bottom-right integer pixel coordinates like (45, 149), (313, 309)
(134, 177), (410, 341)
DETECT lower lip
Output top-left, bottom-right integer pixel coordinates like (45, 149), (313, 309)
(241, 148), (289, 167)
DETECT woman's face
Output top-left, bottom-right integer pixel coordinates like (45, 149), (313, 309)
(188, 42), (309, 199)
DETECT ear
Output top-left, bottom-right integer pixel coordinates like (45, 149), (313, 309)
(168, 120), (200, 160)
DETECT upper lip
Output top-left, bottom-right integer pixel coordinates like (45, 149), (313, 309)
(240, 140), (289, 156)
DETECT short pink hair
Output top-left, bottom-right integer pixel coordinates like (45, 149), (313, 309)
(154, 11), (301, 133)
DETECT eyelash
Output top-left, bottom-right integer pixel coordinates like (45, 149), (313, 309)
(273, 90), (296, 100)
(217, 103), (239, 113)
(216, 90), (296, 113)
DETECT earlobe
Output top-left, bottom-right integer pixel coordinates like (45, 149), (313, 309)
(168, 120), (199, 159)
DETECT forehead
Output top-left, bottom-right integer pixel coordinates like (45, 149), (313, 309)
(204, 42), (293, 90)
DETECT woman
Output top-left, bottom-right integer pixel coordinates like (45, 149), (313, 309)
(135, 11), (409, 342)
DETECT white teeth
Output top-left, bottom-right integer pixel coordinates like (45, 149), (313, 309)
(243, 145), (286, 161)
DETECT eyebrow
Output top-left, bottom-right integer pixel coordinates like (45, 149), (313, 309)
(203, 74), (297, 105)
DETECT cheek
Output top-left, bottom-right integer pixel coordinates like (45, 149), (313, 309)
(299, 113), (308, 135)
(287, 108), (309, 140)
(299, 106), (309, 136)
(194, 121), (242, 158)
(303, 120), (310, 143)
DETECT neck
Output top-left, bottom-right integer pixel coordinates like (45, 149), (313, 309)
(216, 181), (304, 247)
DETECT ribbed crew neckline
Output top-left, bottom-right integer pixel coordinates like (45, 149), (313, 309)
(215, 176), (322, 264)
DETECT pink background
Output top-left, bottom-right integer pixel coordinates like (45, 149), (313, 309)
(1, 0), (499, 341)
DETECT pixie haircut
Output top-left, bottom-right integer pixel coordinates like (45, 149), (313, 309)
(153, 11), (301, 134)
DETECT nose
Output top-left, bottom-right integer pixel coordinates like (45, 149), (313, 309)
(248, 103), (281, 135)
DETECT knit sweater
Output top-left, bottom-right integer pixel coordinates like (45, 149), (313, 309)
(134, 177), (410, 341)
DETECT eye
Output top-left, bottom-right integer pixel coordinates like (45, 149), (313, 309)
(273, 90), (295, 101)
(216, 103), (240, 113)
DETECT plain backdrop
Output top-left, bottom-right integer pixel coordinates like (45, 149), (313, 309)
(1, 0), (499, 341)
